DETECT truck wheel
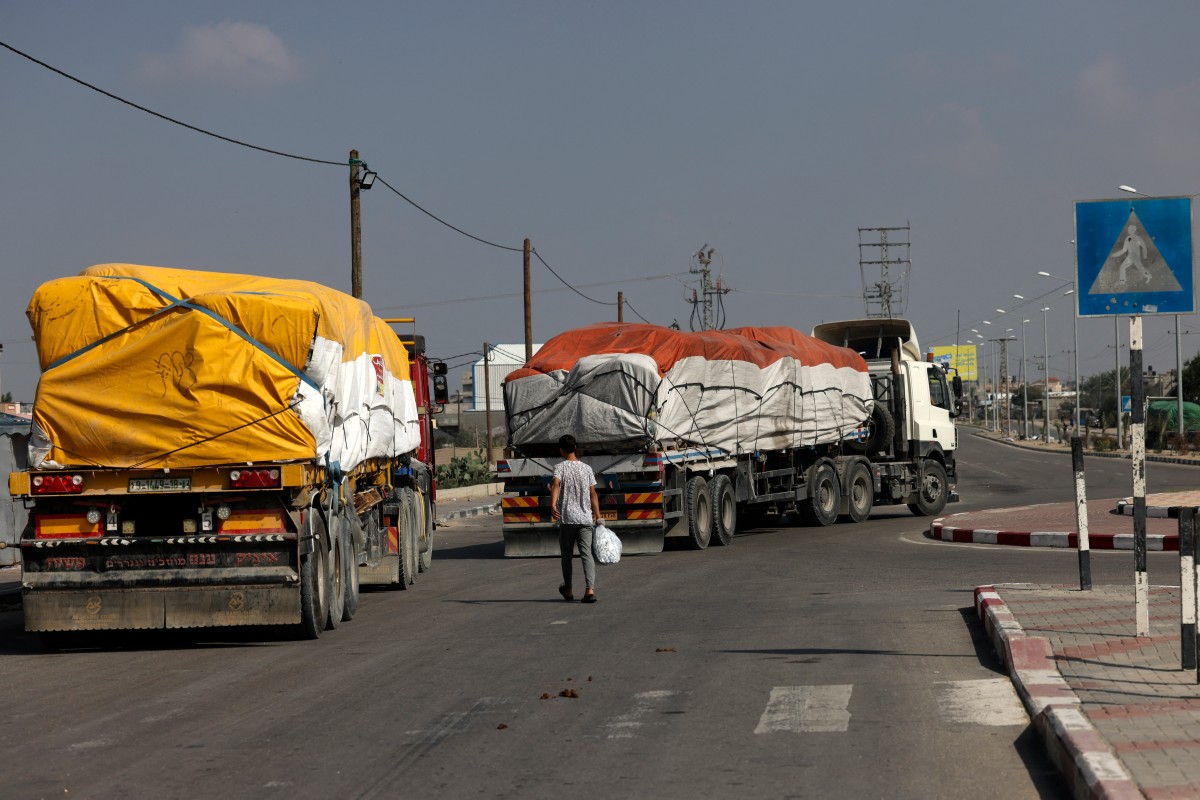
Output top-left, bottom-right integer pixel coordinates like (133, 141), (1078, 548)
(683, 476), (712, 549)
(849, 405), (896, 458)
(908, 460), (949, 517)
(800, 462), (840, 526)
(340, 509), (360, 622)
(842, 461), (874, 524)
(710, 474), (736, 546)
(397, 488), (417, 588)
(418, 492), (433, 573)
(325, 514), (345, 630)
(297, 508), (329, 639)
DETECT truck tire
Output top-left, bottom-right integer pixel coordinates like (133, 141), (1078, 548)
(710, 474), (736, 546)
(397, 488), (418, 587)
(340, 508), (360, 621)
(799, 462), (840, 527)
(841, 461), (874, 524)
(418, 492), (433, 573)
(683, 476), (712, 549)
(908, 460), (949, 517)
(297, 508), (329, 639)
(848, 405), (895, 458)
(325, 513), (345, 630)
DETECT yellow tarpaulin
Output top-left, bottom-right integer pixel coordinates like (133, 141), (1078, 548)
(27, 264), (420, 470)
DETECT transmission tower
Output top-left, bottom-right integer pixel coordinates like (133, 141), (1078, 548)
(858, 224), (912, 318)
(686, 244), (731, 331)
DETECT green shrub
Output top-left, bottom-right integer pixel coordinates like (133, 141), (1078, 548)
(436, 449), (493, 489)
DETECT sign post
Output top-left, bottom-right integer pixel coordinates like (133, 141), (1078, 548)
(1076, 196), (1194, 636)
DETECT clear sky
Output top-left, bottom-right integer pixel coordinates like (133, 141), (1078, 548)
(4, 2), (1200, 400)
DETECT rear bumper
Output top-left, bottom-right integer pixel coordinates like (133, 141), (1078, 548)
(23, 584), (301, 631)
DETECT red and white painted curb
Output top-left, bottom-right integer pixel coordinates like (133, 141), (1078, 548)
(932, 514), (1176, 551)
(974, 586), (1142, 800)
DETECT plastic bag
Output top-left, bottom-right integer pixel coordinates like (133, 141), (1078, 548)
(592, 523), (622, 565)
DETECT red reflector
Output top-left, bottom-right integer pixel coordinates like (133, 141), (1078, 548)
(31, 474), (85, 494)
(229, 469), (281, 489)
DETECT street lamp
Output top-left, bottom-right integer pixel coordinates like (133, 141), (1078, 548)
(1037, 270), (1081, 429)
(1119, 184), (1194, 444)
(1021, 319), (1031, 438)
(1041, 306), (1051, 441)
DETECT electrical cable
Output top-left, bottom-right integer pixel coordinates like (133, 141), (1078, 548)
(374, 176), (523, 253)
(0, 39), (345, 166)
(621, 299), (651, 325)
(532, 250), (617, 306)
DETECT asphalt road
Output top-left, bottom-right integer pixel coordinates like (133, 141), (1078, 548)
(1, 432), (1194, 799)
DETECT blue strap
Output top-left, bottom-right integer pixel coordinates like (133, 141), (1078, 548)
(45, 275), (320, 393)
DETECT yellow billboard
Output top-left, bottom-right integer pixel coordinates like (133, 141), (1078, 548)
(931, 344), (977, 381)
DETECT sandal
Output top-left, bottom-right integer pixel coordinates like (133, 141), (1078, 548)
(581, 592), (597, 604)
(559, 584), (575, 602)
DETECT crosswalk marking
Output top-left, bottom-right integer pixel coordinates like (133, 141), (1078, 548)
(754, 685), (853, 734)
(935, 678), (1028, 726)
(604, 690), (680, 739)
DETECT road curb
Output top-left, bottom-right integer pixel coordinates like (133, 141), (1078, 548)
(435, 503), (499, 525)
(973, 585), (1143, 800)
(928, 515), (1177, 551)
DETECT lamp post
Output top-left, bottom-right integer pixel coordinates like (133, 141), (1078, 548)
(1038, 271), (1081, 429)
(1005, 328), (1015, 435)
(1041, 306), (1051, 441)
(1021, 318), (1031, 439)
(1120, 184), (1194, 443)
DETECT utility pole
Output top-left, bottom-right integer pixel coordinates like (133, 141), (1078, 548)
(859, 224), (912, 319)
(618, 291), (624, 323)
(483, 343), (493, 466)
(523, 239), (532, 363)
(349, 149), (363, 299)
(687, 245), (729, 330)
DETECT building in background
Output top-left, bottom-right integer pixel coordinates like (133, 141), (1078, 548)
(471, 344), (541, 412)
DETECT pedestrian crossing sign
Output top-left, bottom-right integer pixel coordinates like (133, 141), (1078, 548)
(1075, 197), (1194, 317)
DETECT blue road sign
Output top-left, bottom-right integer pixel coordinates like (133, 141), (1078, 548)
(1075, 197), (1194, 317)
(1121, 395), (1132, 413)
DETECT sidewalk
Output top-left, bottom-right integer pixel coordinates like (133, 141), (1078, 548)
(434, 481), (503, 524)
(977, 583), (1200, 799)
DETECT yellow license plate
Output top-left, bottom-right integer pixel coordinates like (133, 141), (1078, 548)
(600, 511), (617, 521)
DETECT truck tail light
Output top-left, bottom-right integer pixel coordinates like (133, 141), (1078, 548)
(31, 474), (85, 494)
(35, 513), (100, 539)
(229, 469), (281, 489)
(495, 460), (510, 473)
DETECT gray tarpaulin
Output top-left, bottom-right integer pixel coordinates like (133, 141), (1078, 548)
(0, 414), (30, 566)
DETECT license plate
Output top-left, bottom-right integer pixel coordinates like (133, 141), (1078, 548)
(600, 510), (617, 521)
(129, 477), (192, 493)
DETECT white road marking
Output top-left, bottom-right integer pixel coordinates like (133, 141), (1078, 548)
(551, 620), (568, 625)
(754, 685), (853, 734)
(604, 690), (679, 739)
(935, 678), (1027, 726)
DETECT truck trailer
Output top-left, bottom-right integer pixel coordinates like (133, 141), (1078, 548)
(498, 319), (960, 556)
(10, 265), (447, 645)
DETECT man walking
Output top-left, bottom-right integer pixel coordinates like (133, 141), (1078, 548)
(549, 434), (601, 603)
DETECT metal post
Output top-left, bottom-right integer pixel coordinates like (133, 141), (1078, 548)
(523, 239), (533, 363)
(1116, 316), (1123, 450)
(1073, 292), (1081, 428)
(1181, 507), (1196, 670)
(1072, 436), (1092, 591)
(1022, 321), (1030, 439)
(483, 342), (493, 467)
(1043, 308), (1050, 441)
(1131, 316), (1149, 636)
(1177, 314), (1185, 443)
(1194, 514), (1200, 683)
(349, 148), (363, 299)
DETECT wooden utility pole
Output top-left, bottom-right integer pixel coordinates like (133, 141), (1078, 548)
(523, 239), (532, 362)
(349, 149), (363, 299)
(483, 342), (493, 465)
(618, 291), (624, 322)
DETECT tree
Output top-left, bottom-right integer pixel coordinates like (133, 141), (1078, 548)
(1173, 352), (1200, 405)
(1080, 367), (1131, 429)
(0, 392), (10, 403)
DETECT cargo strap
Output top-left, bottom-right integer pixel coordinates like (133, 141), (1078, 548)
(45, 275), (320, 393)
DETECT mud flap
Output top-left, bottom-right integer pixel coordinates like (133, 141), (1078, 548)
(23, 586), (301, 632)
(503, 527), (665, 557)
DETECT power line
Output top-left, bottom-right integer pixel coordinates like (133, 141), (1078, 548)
(0, 39), (345, 166)
(2, 39), (656, 321)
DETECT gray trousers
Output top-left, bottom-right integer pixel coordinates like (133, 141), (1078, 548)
(559, 523), (596, 591)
